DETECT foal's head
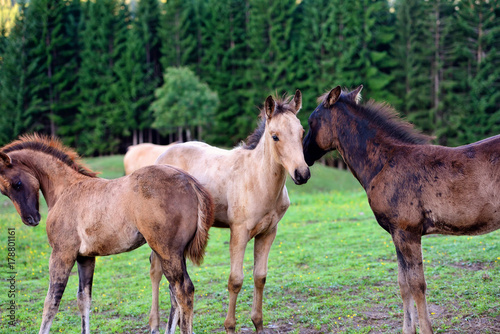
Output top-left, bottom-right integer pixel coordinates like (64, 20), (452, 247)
(303, 85), (364, 166)
(0, 134), (97, 227)
(0, 151), (41, 226)
(262, 90), (310, 185)
(303, 85), (432, 166)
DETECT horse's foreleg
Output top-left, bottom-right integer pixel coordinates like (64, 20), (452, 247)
(392, 230), (433, 334)
(224, 228), (249, 334)
(39, 251), (76, 334)
(76, 256), (96, 334)
(149, 251), (163, 334)
(251, 227), (277, 333)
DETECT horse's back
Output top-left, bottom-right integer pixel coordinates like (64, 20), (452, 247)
(124, 143), (171, 174)
(50, 165), (200, 256)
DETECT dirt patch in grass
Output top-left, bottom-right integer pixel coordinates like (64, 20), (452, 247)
(448, 261), (494, 271)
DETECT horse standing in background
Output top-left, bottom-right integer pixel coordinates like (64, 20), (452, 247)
(151, 90), (310, 333)
(0, 135), (214, 334)
(302, 85), (500, 334)
(124, 143), (174, 175)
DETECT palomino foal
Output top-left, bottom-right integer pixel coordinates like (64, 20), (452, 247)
(124, 143), (174, 175)
(150, 91), (310, 333)
(0, 135), (214, 334)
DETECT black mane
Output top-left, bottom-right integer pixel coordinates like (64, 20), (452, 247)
(340, 93), (433, 145)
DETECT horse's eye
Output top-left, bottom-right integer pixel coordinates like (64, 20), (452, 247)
(13, 181), (22, 190)
(272, 135), (279, 142)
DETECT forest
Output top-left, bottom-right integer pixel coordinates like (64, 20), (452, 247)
(0, 0), (499, 155)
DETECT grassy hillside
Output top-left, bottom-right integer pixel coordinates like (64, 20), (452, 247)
(0, 156), (499, 333)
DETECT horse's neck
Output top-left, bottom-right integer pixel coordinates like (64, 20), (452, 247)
(18, 151), (86, 209)
(248, 137), (287, 195)
(335, 114), (393, 189)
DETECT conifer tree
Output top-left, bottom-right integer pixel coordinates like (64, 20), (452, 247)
(200, 0), (251, 144)
(131, 0), (164, 143)
(77, 0), (128, 155)
(392, 0), (434, 131)
(453, 0), (500, 144)
(0, 2), (29, 145)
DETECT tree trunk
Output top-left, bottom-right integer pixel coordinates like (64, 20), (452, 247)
(186, 127), (192, 142)
(139, 129), (144, 144)
(197, 125), (202, 141)
(132, 129), (137, 145)
(178, 126), (183, 142)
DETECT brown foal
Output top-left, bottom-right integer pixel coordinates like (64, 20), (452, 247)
(0, 134), (214, 334)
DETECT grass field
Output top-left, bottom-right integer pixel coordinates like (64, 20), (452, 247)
(1, 156), (499, 333)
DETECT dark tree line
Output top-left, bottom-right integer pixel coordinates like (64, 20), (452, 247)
(0, 0), (499, 155)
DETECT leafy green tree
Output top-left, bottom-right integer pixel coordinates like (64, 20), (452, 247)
(151, 67), (218, 142)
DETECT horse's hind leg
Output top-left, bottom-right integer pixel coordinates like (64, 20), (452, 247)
(251, 227), (277, 333)
(39, 250), (76, 334)
(149, 251), (164, 334)
(76, 256), (96, 334)
(392, 230), (433, 334)
(158, 254), (194, 334)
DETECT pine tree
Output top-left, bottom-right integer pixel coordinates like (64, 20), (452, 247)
(130, 0), (164, 143)
(77, 0), (129, 155)
(160, 0), (196, 69)
(453, 0), (500, 144)
(0, 2), (29, 145)
(200, 0), (251, 145)
(293, 0), (345, 121)
(392, 0), (434, 132)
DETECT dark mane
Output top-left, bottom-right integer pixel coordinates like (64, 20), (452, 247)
(319, 89), (432, 145)
(242, 94), (296, 150)
(1, 134), (98, 177)
(357, 98), (432, 144)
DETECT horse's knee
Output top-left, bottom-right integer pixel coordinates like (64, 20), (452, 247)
(228, 274), (244, 294)
(253, 275), (266, 290)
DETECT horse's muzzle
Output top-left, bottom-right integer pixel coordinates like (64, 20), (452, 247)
(23, 213), (41, 226)
(294, 167), (311, 185)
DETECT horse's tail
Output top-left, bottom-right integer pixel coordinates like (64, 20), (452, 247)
(185, 178), (214, 266)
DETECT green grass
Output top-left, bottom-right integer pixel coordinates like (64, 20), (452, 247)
(1, 158), (499, 333)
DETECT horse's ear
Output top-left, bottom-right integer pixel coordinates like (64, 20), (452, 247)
(264, 95), (276, 119)
(347, 85), (363, 104)
(293, 89), (302, 114)
(0, 152), (12, 168)
(325, 86), (342, 107)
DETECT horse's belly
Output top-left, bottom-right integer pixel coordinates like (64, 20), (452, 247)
(79, 229), (146, 257)
(424, 204), (500, 236)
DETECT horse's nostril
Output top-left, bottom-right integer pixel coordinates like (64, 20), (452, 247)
(305, 168), (311, 180)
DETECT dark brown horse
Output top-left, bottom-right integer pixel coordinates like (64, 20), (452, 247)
(0, 134), (214, 334)
(302, 85), (500, 334)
